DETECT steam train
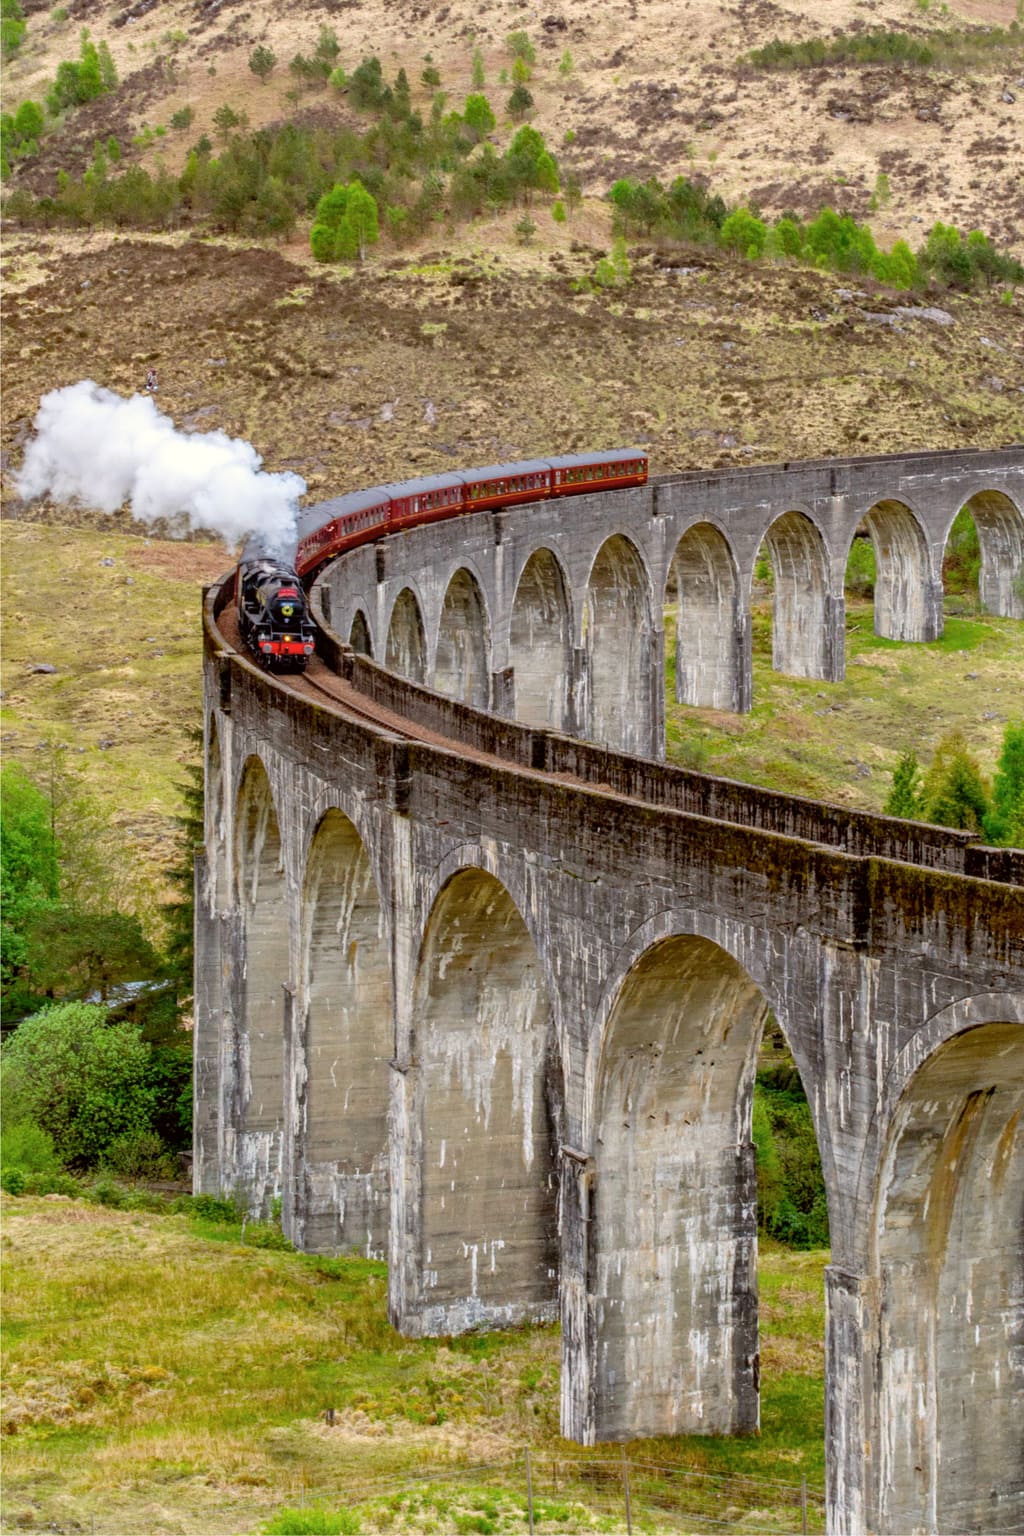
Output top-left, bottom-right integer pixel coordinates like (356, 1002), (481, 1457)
(237, 448), (648, 669)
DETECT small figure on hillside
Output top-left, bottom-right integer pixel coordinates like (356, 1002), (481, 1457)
(145, 369), (158, 393)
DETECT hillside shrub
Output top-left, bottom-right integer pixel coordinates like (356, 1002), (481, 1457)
(1, 1002), (156, 1169)
(984, 724), (1024, 848)
(754, 1067), (829, 1248)
(920, 729), (990, 833)
(1, 0), (26, 58)
(0, 1120), (61, 1175)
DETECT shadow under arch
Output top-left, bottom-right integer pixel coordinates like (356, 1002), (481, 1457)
(667, 520), (742, 710)
(584, 533), (652, 753)
(950, 488), (1024, 619)
(234, 753), (287, 1215)
(509, 546), (572, 730)
(385, 586), (427, 683)
(348, 609), (373, 657)
(434, 568), (490, 708)
(862, 497), (940, 642)
(410, 865), (559, 1334)
(761, 509), (832, 678)
(868, 1018), (1024, 1535)
(582, 932), (771, 1442)
(298, 806), (391, 1256)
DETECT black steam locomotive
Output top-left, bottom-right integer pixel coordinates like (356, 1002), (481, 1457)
(237, 559), (316, 670)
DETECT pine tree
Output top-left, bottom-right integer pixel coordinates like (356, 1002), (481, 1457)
(884, 750), (923, 819)
(920, 730), (990, 833)
(983, 723), (1024, 847)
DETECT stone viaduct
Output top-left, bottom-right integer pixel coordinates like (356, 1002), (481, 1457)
(195, 446), (1024, 1536)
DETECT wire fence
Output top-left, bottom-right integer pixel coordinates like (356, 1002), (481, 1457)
(281, 1450), (826, 1534)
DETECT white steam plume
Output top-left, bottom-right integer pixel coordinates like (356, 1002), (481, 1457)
(15, 380), (306, 560)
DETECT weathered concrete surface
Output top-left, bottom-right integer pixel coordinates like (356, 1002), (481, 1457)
(197, 448), (1024, 1536)
(318, 446), (1024, 736)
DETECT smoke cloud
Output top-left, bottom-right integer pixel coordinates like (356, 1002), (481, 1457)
(15, 380), (306, 559)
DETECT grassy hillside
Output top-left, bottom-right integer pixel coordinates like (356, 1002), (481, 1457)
(1, 1192), (827, 1536)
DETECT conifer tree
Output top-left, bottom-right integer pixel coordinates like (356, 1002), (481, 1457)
(884, 750), (923, 819)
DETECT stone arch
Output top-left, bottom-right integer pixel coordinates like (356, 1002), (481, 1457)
(586, 933), (772, 1441)
(348, 609), (373, 657)
(584, 534), (652, 753)
(434, 568), (489, 708)
(862, 497), (940, 641)
(509, 547), (572, 730)
(411, 866), (558, 1332)
(234, 754), (288, 1214)
(951, 489), (1024, 619)
(298, 807), (392, 1256)
(869, 1018), (1024, 1534)
(761, 510), (832, 678)
(385, 587), (427, 683)
(668, 521), (742, 710)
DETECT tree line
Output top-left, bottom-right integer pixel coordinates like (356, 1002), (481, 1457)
(883, 721), (1024, 842)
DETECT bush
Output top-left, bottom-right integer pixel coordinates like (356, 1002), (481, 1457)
(1, 1002), (156, 1168)
(1, 1166), (26, 1194)
(263, 1507), (360, 1535)
(0, 1119), (61, 1174)
(171, 1191), (241, 1223)
(102, 1129), (177, 1180)
(506, 84), (533, 120)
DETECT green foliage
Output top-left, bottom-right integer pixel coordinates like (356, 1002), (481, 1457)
(551, 198), (566, 225)
(47, 29), (117, 115)
(746, 23), (1021, 73)
(920, 221), (1024, 290)
(754, 1065), (829, 1249)
(1, 1002), (156, 1169)
(884, 750), (924, 818)
(559, 47), (574, 77)
(514, 212), (536, 245)
(920, 729), (990, 832)
(102, 1128), (177, 1180)
(213, 103), (244, 144)
(348, 55), (387, 111)
(506, 83), (534, 120)
(506, 30), (536, 65)
(471, 47), (485, 88)
(421, 63), (441, 89)
(942, 507), (980, 597)
(721, 205), (768, 258)
(249, 45), (277, 83)
(262, 1507), (361, 1535)
(983, 723), (1024, 847)
(463, 92), (495, 141)
(1, 0), (26, 58)
(170, 104), (195, 131)
(310, 178), (379, 261)
(0, 1119), (61, 1175)
(1, 763), (60, 998)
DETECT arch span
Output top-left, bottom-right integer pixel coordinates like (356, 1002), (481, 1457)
(668, 521), (742, 710)
(586, 934), (770, 1441)
(299, 808), (391, 1256)
(863, 498), (940, 642)
(434, 568), (489, 708)
(410, 867), (558, 1333)
(234, 755), (287, 1215)
(509, 547), (572, 731)
(762, 510), (833, 678)
(585, 534), (652, 753)
(385, 587), (427, 683)
(868, 1019), (1024, 1535)
(348, 609), (373, 657)
(954, 489), (1024, 619)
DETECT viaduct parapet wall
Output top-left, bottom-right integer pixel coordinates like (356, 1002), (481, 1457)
(196, 447), (1024, 1536)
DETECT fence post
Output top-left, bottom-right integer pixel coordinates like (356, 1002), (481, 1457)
(525, 1448), (535, 1536)
(621, 1446), (632, 1535)
(801, 1474), (808, 1535)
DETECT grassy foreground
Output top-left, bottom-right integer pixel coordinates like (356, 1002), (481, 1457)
(1, 1194), (826, 1535)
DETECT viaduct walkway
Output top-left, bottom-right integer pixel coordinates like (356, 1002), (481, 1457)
(196, 446), (1024, 1536)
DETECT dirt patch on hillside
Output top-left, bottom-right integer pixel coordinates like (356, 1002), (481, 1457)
(3, 233), (1022, 524)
